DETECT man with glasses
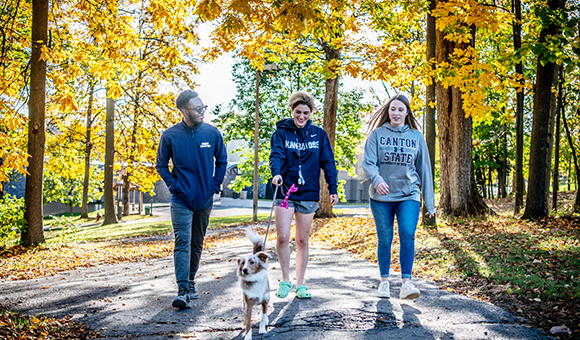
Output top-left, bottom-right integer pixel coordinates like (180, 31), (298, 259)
(156, 90), (227, 309)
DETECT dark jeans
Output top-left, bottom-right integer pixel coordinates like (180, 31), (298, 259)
(170, 202), (212, 291)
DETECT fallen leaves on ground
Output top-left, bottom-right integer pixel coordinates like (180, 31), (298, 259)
(0, 231), (242, 281)
(0, 240), (174, 280)
(0, 306), (93, 339)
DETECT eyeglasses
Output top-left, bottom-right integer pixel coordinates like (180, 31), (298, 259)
(185, 105), (208, 114)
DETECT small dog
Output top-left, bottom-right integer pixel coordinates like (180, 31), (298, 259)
(237, 228), (270, 340)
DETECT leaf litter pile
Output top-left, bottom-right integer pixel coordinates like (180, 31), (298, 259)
(1, 204), (579, 339)
(0, 306), (91, 340)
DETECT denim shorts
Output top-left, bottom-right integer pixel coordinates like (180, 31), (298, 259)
(275, 199), (319, 214)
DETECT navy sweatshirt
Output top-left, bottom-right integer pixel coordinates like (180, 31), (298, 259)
(156, 121), (227, 211)
(269, 118), (338, 201)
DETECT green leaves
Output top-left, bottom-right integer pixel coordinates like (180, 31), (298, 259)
(0, 194), (27, 246)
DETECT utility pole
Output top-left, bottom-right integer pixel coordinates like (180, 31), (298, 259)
(253, 64), (277, 222)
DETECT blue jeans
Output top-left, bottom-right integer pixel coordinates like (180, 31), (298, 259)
(171, 202), (212, 291)
(370, 199), (421, 279)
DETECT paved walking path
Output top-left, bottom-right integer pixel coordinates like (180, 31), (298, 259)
(1, 228), (554, 340)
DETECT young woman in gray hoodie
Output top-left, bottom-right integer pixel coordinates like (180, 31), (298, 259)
(363, 94), (436, 300)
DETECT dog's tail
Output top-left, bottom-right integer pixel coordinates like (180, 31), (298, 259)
(244, 227), (264, 254)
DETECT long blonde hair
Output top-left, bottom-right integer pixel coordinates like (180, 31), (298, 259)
(367, 94), (419, 135)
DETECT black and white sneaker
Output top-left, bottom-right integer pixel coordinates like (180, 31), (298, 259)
(188, 281), (199, 300)
(172, 287), (191, 309)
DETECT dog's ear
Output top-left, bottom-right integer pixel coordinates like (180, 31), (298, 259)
(237, 258), (243, 265)
(257, 252), (269, 263)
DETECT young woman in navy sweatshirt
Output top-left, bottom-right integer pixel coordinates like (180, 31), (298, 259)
(269, 91), (338, 299)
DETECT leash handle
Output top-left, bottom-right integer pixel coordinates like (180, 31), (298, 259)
(263, 179), (281, 250)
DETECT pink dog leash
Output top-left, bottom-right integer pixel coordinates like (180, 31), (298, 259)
(263, 179), (281, 250)
(279, 183), (298, 209)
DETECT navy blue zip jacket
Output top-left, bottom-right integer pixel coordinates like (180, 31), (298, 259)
(156, 121), (227, 211)
(269, 118), (338, 201)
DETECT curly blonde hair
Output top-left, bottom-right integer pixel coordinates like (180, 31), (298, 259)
(288, 91), (315, 111)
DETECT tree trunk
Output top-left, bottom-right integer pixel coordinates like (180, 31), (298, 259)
(476, 160), (486, 199)
(315, 41), (339, 219)
(487, 167), (494, 199)
(498, 164), (505, 199)
(436, 84), (490, 216)
(435, 14), (490, 217)
(513, 0), (525, 214)
(123, 174), (130, 216)
(124, 77), (141, 217)
(552, 91), (561, 211)
(422, 0), (437, 226)
(501, 122), (507, 198)
(253, 70), (261, 222)
(81, 83), (95, 219)
(562, 109), (580, 212)
(568, 158), (571, 191)
(103, 94), (117, 225)
(544, 65), (560, 208)
(522, 0), (565, 219)
(22, 0), (48, 246)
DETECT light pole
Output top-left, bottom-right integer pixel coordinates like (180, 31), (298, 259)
(253, 64), (277, 222)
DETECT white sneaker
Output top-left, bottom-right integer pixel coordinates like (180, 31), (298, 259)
(378, 281), (390, 298)
(400, 281), (420, 299)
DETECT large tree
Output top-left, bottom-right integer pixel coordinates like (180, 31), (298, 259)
(523, 0), (567, 219)
(422, 0), (437, 225)
(81, 84), (96, 218)
(102, 95), (117, 225)
(513, 0), (525, 214)
(22, 0), (48, 246)
(434, 0), (493, 217)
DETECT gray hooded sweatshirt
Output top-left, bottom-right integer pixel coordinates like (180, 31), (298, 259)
(363, 123), (435, 214)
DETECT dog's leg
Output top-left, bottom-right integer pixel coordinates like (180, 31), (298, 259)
(244, 298), (255, 340)
(258, 301), (268, 334)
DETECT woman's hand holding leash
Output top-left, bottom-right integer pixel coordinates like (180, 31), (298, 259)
(272, 175), (283, 186)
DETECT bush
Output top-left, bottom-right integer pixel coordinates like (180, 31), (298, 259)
(0, 194), (26, 246)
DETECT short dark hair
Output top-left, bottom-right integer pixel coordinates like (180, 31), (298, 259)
(175, 90), (199, 110)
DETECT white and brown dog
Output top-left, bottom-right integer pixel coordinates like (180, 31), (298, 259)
(237, 228), (270, 340)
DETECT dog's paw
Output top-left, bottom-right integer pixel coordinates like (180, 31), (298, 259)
(244, 331), (252, 340)
(259, 314), (268, 334)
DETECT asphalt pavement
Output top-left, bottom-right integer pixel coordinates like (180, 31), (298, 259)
(2, 199), (556, 340)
